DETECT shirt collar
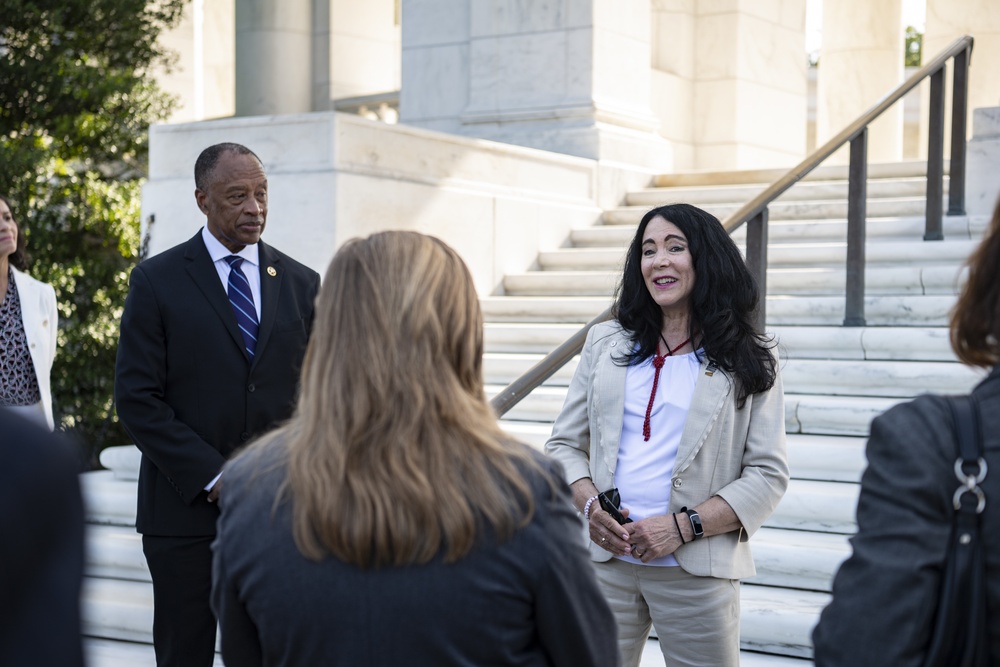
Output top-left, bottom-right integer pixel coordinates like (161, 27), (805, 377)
(201, 226), (259, 267)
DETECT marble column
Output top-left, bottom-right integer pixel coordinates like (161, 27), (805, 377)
(922, 0), (1000, 157)
(817, 0), (903, 163)
(235, 0), (312, 116)
(400, 0), (672, 170)
(966, 107), (1000, 215)
(152, 0), (236, 123)
(313, 0), (401, 109)
(651, 0), (807, 171)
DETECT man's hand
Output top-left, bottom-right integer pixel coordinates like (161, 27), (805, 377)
(207, 477), (223, 503)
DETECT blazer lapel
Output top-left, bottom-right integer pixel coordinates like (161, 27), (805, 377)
(674, 357), (731, 473)
(596, 329), (629, 480)
(183, 233), (248, 358)
(253, 241), (282, 367)
(12, 270), (44, 353)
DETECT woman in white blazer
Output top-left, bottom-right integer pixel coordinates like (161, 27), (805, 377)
(0, 194), (58, 430)
(545, 203), (789, 667)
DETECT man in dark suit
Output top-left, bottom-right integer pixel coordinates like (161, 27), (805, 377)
(115, 142), (320, 667)
(0, 410), (85, 667)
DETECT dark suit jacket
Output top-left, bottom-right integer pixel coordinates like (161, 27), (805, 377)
(211, 442), (620, 667)
(115, 231), (320, 536)
(0, 410), (85, 667)
(812, 364), (1000, 666)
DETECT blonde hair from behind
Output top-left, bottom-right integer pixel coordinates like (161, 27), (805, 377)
(280, 231), (543, 567)
(951, 197), (1000, 367)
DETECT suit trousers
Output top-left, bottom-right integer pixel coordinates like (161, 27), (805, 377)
(594, 557), (740, 667)
(143, 535), (217, 667)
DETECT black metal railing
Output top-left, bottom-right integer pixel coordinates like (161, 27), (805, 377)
(490, 35), (974, 418)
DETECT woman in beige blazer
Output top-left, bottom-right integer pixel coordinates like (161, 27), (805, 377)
(545, 203), (789, 667)
(0, 194), (58, 430)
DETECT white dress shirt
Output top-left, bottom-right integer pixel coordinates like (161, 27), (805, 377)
(201, 226), (262, 320)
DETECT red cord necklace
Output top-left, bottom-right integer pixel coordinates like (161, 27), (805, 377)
(642, 334), (691, 441)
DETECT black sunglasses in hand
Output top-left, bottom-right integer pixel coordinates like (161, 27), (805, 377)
(598, 487), (633, 525)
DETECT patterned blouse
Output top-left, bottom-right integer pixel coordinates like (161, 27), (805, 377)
(0, 268), (42, 407)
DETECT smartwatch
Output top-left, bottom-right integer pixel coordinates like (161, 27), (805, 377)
(681, 506), (704, 539)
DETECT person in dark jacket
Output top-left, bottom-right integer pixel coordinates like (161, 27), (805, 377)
(0, 409), (84, 667)
(812, 196), (1000, 665)
(211, 231), (618, 667)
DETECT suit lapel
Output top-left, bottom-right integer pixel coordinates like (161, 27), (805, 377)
(675, 357), (730, 473)
(597, 329), (629, 480)
(183, 233), (248, 359)
(253, 241), (282, 367)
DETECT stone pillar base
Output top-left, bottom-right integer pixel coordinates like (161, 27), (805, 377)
(459, 105), (673, 171)
(966, 107), (1000, 216)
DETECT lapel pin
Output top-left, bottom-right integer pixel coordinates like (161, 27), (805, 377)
(266, 266), (277, 277)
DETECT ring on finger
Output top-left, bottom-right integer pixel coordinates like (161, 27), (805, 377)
(601, 537), (607, 544)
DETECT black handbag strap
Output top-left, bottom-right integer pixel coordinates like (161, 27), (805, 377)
(925, 395), (989, 667)
(948, 395), (986, 515)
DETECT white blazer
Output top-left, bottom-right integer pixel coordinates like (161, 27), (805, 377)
(11, 268), (58, 430)
(545, 320), (789, 580)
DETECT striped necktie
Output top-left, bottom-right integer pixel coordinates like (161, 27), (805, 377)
(225, 256), (259, 360)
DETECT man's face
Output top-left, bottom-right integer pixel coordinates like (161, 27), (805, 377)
(195, 151), (268, 253)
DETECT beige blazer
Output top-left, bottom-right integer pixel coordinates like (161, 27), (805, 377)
(544, 320), (788, 580)
(11, 268), (58, 430)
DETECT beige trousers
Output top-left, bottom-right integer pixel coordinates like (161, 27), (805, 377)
(594, 558), (741, 667)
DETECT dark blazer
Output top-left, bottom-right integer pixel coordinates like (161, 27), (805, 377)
(115, 231), (320, 536)
(812, 364), (1000, 666)
(211, 441), (620, 667)
(0, 410), (84, 667)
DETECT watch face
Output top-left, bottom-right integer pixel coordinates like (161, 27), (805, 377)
(686, 508), (704, 537)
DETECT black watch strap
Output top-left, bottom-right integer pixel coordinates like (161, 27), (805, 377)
(681, 506), (704, 539)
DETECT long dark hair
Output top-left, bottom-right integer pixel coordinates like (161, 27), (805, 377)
(951, 195), (1000, 367)
(613, 203), (776, 407)
(0, 194), (28, 270)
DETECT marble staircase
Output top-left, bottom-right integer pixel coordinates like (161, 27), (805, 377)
(78, 161), (987, 665)
(485, 160), (988, 664)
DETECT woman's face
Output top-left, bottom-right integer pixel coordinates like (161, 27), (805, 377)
(640, 216), (695, 317)
(0, 200), (16, 260)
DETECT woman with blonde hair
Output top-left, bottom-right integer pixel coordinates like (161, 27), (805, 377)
(211, 231), (617, 666)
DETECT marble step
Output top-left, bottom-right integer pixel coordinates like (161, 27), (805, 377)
(768, 479), (859, 534)
(82, 470), (138, 527)
(483, 353), (979, 397)
(573, 214), (977, 247)
(740, 584), (828, 659)
(503, 264), (965, 297)
(653, 159), (942, 187)
(604, 197), (929, 225)
(536, 239), (977, 271)
(482, 294), (955, 326)
(486, 324), (957, 362)
(628, 177), (946, 207)
(749, 528), (851, 593)
(86, 524), (148, 582)
(490, 384), (900, 436)
(81, 577), (154, 644)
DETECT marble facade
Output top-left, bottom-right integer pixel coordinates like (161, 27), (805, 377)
(140, 112), (652, 294)
(153, 1), (1000, 173)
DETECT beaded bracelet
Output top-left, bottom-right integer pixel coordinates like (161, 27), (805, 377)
(672, 512), (687, 544)
(583, 495), (599, 520)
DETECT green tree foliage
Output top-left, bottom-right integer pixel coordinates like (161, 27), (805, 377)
(905, 26), (923, 68)
(1, 0), (184, 463)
